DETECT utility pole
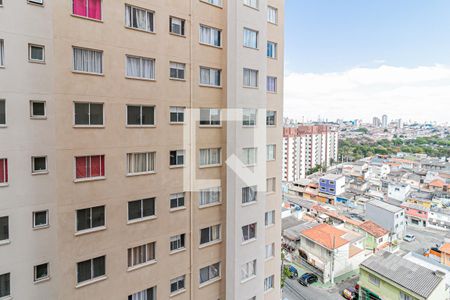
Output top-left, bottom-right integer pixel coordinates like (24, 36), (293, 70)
(330, 235), (335, 285)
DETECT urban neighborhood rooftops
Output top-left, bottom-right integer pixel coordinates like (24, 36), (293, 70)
(300, 223), (350, 250)
(367, 199), (403, 213)
(358, 220), (389, 238)
(361, 252), (444, 299)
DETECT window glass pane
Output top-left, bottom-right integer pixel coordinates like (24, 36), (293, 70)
(34, 211), (47, 226)
(33, 157), (47, 172)
(77, 260), (92, 283)
(30, 45), (44, 61)
(0, 100), (5, 125)
(75, 103), (89, 125)
(89, 103), (103, 125)
(142, 198), (155, 217)
(77, 208), (91, 231)
(0, 217), (8, 241)
(91, 206), (105, 227)
(128, 200), (142, 220)
(32, 102), (45, 116)
(127, 106), (141, 125)
(141, 106), (154, 125)
(93, 256), (105, 277)
(35, 263), (48, 281)
(0, 273), (10, 298)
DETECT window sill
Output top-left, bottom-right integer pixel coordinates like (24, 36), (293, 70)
(242, 238), (257, 246)
(127, 260), (157, 272)
(170, 206), (187, 213)
(31, 171), (49, 176)
(242, 85), (259, 89)
(125, 125), (156, 128)
(170, 288), (186, 298)
(169, 77), (186, 82)
(199, 277), (221, 289)
(199, 202), (221, 209)
(267, 91), (278, 94)
(265, 224), (275, 229)
(124, 26), (155, 35)
(241, 201), (257, 208)
(126, 171), (156, 177)
(264, 288), (274, 294)
(71, 14), (104, 23)
(125, 76), (156, 82)
(75, 226), (106, 236)
(0, 183), (9, 187)
(199, 42), (222, 49)
(243, 4), (259, 11)
(199, 163), (222, 169)
(30, 116), (47, 120)
(199, 124), (222, 128)
(74, 176), (106, 183)
(199, 0), (223, 9)
(127, 215), (157, 225)
(75, 275), (107, 289)
(73, 125), (105, 129)
(199, 84), (222, 89)
(243, 45), (259, 51)
(72, 70), (104, 77)
(169, 32), (186, 38)
(170, 121), (185, 125)
(169, 165), (184, 169)
(265, 256), (275, 262)
(0, 239), (11, 246)
(33, 276), (50, 284)
(240, 275), (256, 284)
(199, 239), (222, 249)
(33, 224), (49, 231)
(169, 248), (186, 255)
(0, 295), (12, 300)
(242, 125), (256, 128)
(28, 59), (46, 65)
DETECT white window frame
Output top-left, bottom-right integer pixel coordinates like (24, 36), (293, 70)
(199, 187), (221, 207)
(265, 243), (275, 260)
(75, 205), (105, 233)
(169, 150), (185, 167)
(266, 177), (276, 193)
(267, 41), (277, 59)
(240, 259), (256, 282)
(267, 144), (276, 161)
(242, 148), (257, 166)
(30, 100), (46, 119)
(31, 156), (48, 175)
(0, 216), (8, 242)
(199, 224), (221, 245)
(242, 223), (257, 242)
(73, 102), (104, 127)
(264, 275), (274, 291)
(127, 198), (156, 223)
(199, 67), (221, 87)
(76, 256), (106, 285)
(0, 39), (4, 67)
(28, 44), (45, 63)
(242, 108), (257, 126)
(33, 210), (49, 229)
(0, 99), (5, 127)
(201, 0), (222, 7)
(72, 47), (103, 75)
(169, 106), (185, 124)
(33, 263), (49, 283)
(127, 242), (156, 269)
(170, 275), (186, 295)
(243, 28), (258, 49)
(242, 185), (257, 204)
(244, 0), (259, 9)
(170, 234), (186, 252)
(129, 287), (156, 300)
(169, 62), (186, 80)
(266, 110), (276, 126)
(126, 55), (156, 80)
(243, 68), (258, 88)
(265, 210), (275, 227)
(126, 152), (156, 176)
(199, 262), (221, 285)
(125, 4), (154, 33)
(170, 16), (185, 36)
(199, 25), (222, 47)
(267, 76), (277, 93)
(267, 6), (278, 24)
(126, 104), (155, 127)
(199, 148), (221, 167)
(170, 192), (185, 210)
(199, 108), (221, 126)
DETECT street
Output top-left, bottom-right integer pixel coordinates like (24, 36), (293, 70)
(282, 278), (346, 300)
(399, 225), (447, 254)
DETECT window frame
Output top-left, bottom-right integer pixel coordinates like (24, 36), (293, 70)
(264, 275), (274, 291)
(169, 150), (185, 167)
(126, 105), (155, 127)
(266, 110), (276, 126)
(243, 68), (259, 88)
(243, 28), (258, 49)
(199, 224), (221, 246)
(267, 6), (278, 24)
(74, 155), (106, 181)
(199, 262), (221, 286)
(242, 108), (257, 127)
(75, 205), (106, 234)
(0, 273), (10, 298)
(267, 41), (277, 59)
(127, 242), (156, 269)
(199, 25), (222, 48)
(265, 210), (275, 227)
(76, 255), (106, 285)
(72, 46), (103, 75)
(170, 192), (186, 210)
(243, 0), (259, 10)
(266, 177), (276, 193)
(126, 152), (156, 176)
(72, 0), (103, 21)
(267, 76), (277, 93)
(266, 144), (276, 161)
(200, 0), (222, 7)
(125, 55), (156, 81)
(73, 102), (104, 127)
(127, 198), (156, 223)
(169, 61), (186, 80)
(0, 39), (4, 67)
(242, 148), (257, 166)
(240, 259), (257, 282)
(30, 100), (47, 119)
(170, 275), (186, 295)
(199, 187), (221, 207)
(0, 216), (9, 243)
(170, 233), (186, 252)
(169, 106), (185, 124)
(33, 210), (49, 229)
(33, 262), (50, 283)
(199, 108), (221, 127)
(124, 4), (154, 33)
(242, 223), (257, 243)
(199, 148), (221, 167)
(128, 287), (157, 300)
(28, 43), (45, 63)
(31, 156), (48, 175)
(0, 158), (7, 185)
(199, 66), (221, 87)
(169, 16), (185, 36)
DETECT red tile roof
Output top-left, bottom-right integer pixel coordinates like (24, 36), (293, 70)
(359, 221), (389, 238)
(301, 224), (349, 250)
(440, 243), (450, 254)
(349, 245), (364, 258)
(429, 179), (445, 188)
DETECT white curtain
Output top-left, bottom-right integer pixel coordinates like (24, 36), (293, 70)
(267, 76), (276, 92)
(126, 6), (152, 32)
(200, 67), (210, 84)
(268, 7), (277, 23)
(127, 57), (154, 79)
(243, 29), (257, 48)
(200, 26), (210, 44)
(74, 48), (102, 73)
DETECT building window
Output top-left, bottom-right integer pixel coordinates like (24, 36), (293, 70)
(242, 223), (256, 242)
(243, 28), (258, 49)
(242, 186), (257, 204)
(368, 274), (380, 287)
(33, 210), (49, 229)
(200, 148), (221, 166)
(28, 44), (45, 63)
(127, 152), (156, 175)
(202, 0), (222, 6)
(0, 158), (7, 184)
(76, 205), (105, 232)
(265, 210), (275, 226)
(200, 224), (221, 245)
(73, 0), (102, 20)
(267, 6), (278, 24)
(199, 25), (221, 47)
(264, 275), (274, 291)
(170, 106), (185, 124)
(266, 178), (276, 193)
(170, 193), (185, 210)
(128, 198), (156, 222)
(73, 47), (103, 74)
(75, 155), (105, 179)
(0, 273), (10, 298)
(242, 148), (257, 166)
(74, 102), (103, 126)
(240, 260), (256, 282)
(126, 55), (155, 80)
(200, 67), (221, 86)
(199, 262), (220, 284)
(400, 292), (413, 300)
(125, 5), (154, 32)
(170, 17), (185, 35)
(170, 275), (185, 294)
(128, 287), (156, 300)
(244, 0), (258, 9)
(267, 144), (276, 161)
(0, 216), (8, 242)
(200, 108), (220, 126)
(242, 108), (257, 126)
(267, 76), (277, 92)
(266, 111), (276, 126)
(199, 187), (221, 207)
(76, 256), (105, 284)
(0, 100), (4, 126)
(28, 0), (44, 6)
(267, 41), (277, 58)
(243, 68), (258, 87)
(127, 105), (155, 126)
(0, 39), (4, 67)
(265, 243), (275, 259)
(31, 156), (47, 174)
(30, 101), (46, 119)
(34, 263), (49, 282)
(169, 150), (184, 167)
(169, 62), (185, 80)
(170, 234), (185, 252)
(128, 242), (156, 268)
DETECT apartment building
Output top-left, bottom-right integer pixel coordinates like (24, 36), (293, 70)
(0, 0), (284, 299)
(282, 124), (338, 181)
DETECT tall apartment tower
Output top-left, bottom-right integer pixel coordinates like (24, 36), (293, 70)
(0, 1), (284, 300)
(382, 114), (388, 128)
(282, 125), (338, 182)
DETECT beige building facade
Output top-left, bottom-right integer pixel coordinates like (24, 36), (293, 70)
(0, 0), (284, 299)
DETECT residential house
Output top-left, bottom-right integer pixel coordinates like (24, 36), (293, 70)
(440, 244), (450, 267)
(357, 221), (390, 252)
(428, 208), (450, 230)
(365, 200), (406, 240)
(319, 174), (346, 196)
(388, 182), (411, 202)
(401, 202), (429, 228)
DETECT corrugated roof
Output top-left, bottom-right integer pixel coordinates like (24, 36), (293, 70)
(367, 199), (403, 213)
(361, 252), (444, 298)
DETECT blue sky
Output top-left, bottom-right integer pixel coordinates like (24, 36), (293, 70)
(284, 0), (450, 123)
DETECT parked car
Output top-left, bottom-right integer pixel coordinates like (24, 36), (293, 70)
(288, 265), (298, 279)
(342, 288), (358, 300)
(403, 234), (416, 242)
(298, 273), (318, 286)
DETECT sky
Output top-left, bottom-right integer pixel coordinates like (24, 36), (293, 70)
(284, 0), (450, 124)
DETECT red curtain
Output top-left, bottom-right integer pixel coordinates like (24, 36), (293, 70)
(0, 159), (7, 183)
(88, 0), (102, 20)
(76, 157), (87, 179)
(90, 155), (104, 177)
(73, 0), (87, 17)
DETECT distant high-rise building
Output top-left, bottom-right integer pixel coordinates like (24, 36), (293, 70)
(373, 117), (381, 127)
(283, 125), (339, 181)
(382, 114), (388, 128)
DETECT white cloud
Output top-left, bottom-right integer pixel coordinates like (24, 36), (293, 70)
(284, 65), (450, 123)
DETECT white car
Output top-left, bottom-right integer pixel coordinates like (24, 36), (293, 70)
(403, 234), (416, 242)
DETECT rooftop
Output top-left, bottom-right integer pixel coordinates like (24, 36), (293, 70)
(359, 220), (389, 238)
(367, 199), (403, 213)
(440, 243), (450, 255)
(301, 223), (349, 250)
(361, 252), (444, 299)
(321, 174), (344, 181)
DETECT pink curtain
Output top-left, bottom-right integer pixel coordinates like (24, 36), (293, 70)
(88, 0), (102, 20)
(73, 0), (87, 17)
